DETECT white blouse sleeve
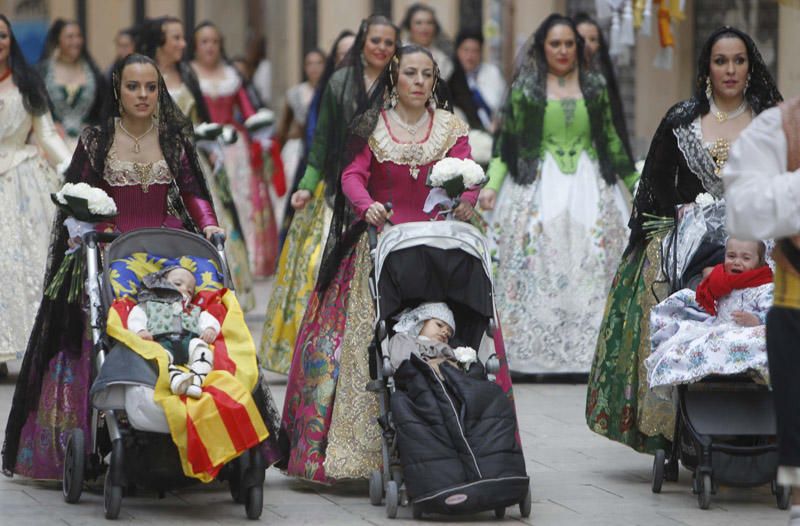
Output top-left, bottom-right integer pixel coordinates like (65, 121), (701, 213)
(199, 311), (221, 338)
(127, 305), (148, 335)
(723, 107), (800, 240)
(32, 111), (72, 173)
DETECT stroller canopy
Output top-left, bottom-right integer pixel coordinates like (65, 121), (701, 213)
(375, 221), (494, 350)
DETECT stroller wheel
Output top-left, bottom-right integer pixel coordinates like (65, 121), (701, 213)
(230, 453), (249, 504)
(369, 470), (383, 506)
(519, 486), (532, 518)
(104, 439), (124, 519)
(104, 474), (122, 519)
(776, 483), (792, 510)
(494, 506), (506, 519)
(697, 474), (712, 510)
(245, 483), (263, 520)
(385, 480), (399, 519)
(651, 449), (666, 494)
(63, 428), (85, 504)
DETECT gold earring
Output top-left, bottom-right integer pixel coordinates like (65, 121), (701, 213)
(705, 76), (713, 100)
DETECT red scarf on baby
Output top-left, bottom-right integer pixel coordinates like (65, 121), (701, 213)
(695, 263), (773, 315)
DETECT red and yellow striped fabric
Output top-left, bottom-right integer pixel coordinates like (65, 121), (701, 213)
(106, 289), (268, 482)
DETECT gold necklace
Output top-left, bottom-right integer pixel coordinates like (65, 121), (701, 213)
(709, 137), (731, 175)
(118, 119), (155, 154)
(709, 96), (748, 123)
(388, 108), (429, 137)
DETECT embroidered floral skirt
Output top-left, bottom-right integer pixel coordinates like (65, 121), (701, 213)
(279, 235), (382, 483)
(0, 156), (58, 362)
(260, 182), (331, 374)
(11, 334), (93, 479)
(490, 153), (629, 374)
(197, 149), (255, 312)
(224, 139), (277, 278)
(585, 240), (673, 454)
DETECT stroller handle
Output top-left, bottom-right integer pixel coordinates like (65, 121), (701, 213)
(210, 232), (226, 251)
(367, 202), (393, 250)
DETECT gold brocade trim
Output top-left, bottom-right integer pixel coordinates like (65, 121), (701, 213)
(636, 235), (675, 440)
(323, 235), (382, 479)
(367, 108), (469, 169)
(104, 150), (171, 192)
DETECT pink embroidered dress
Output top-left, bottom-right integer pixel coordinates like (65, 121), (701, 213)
(281, 109), (507, 484)
(198, 64), (277, 276)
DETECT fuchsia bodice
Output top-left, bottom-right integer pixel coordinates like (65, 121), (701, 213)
(69, 136), (218, 234)
(198, 65), (255, 130)
(341, 109), (477, 224)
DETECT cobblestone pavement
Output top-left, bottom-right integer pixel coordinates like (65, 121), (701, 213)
(0, 279), (788, 525)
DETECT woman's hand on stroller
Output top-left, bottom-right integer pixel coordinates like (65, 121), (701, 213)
(365, 202), (393, 227)
(731, 311), (760, 327)
(453, 200), (475, 222)
(200, 327), (216, 344)
(203, 225), (225, 240)
(137, 329), (154, 341)
(291, 189), (312, 210)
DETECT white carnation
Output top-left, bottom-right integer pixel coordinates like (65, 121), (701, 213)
(460, 158), (486, 188)
(694, 192), (715, 207)
(430, 157), (464, 186)
(453, 346), (477, 367)
(57, 182), (117, 216)
(468, 130), (493, 165)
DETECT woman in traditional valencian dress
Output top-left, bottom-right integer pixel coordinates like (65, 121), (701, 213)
(189, 21), (278, 278)
(1, 54), (228, 479)
(138, 17), (255, 310)
(37, 19), (105, 151)
(277, 29), (355, 246)
(0, 15), (71, 376)
(274, 48), (325, 211)
(574, 12), (633, 162)
(586, 27), (782, 453)
(447, 27), (506, 134)
(400, 3), (454, 80)
(480, 14), (637, 375)
(281, 44), (495, 484)
(260, 17), (396, 374)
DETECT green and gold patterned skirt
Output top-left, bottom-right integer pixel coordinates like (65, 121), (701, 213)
(585, 237), (674, 454)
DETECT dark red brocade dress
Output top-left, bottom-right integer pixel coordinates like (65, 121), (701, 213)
(2, 132), (218, 479)
(199, 64), (278, 277)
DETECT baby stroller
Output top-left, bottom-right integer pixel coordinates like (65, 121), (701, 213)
(365, 220), (531, 519)
(650, 204), (788, 509)
(61, 228), (267, 520)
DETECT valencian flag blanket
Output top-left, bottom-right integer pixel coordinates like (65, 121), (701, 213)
(105, 254), (268, 482)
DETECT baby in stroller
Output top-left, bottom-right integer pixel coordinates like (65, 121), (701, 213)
(646, 237), (788, 509)
(388, 302), (478, 374)
(646, 237), (774, 393)
(127, 265), (221, 398)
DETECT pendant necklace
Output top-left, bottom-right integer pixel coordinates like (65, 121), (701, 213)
(709, 96), (748, 123)
(388, 109), (430, 179)
(388, 108), (429, 137)
(118, 119), (154, 154)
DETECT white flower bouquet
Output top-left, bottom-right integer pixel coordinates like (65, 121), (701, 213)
(468, 130), (493, 165)
(46, 183), (118, 303)
(453, 346), (478, 370)
(423, 157), (488, 222)
(51, 182), (118, 222)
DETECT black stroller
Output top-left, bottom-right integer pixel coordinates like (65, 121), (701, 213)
(650, 213), (789, 509)
(61, 228), (267, 520)
(364, 220), (531, 520)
